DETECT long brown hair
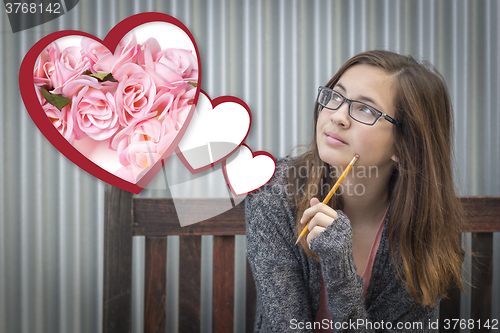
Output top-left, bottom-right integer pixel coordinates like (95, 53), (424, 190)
(288, 50), (465, 307)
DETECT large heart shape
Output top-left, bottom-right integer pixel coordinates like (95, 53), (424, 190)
(176, 90), (251, 174)
(19, 13), (201, 194)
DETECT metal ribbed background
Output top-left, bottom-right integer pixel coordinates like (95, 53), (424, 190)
(1, 0), (499, 332)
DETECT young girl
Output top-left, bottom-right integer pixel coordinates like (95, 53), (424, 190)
(245, 50), (465, 332)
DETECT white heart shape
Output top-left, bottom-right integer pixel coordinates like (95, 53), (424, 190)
(223, 144), (276, 197)
(176, 90), (251, 173)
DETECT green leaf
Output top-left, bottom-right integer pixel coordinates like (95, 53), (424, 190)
(89, 72), (118, 82)
(89, 72), (109, 80)
(187, 82), (197, 87)
(40, 87), (71, 112)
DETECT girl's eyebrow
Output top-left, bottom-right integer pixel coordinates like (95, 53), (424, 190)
(334, 82), (382, 110)
(335, 82), (347, 92)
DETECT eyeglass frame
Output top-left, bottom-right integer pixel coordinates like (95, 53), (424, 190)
(316, 86), (402, 127)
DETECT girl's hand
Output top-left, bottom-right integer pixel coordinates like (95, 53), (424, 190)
(300, 197), (338, 248)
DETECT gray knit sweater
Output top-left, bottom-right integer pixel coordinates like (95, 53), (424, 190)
(245, 158), (436, 332)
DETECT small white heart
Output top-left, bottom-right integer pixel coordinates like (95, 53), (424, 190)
(223, 144), (276, 197)
(177, 90), (251, 173)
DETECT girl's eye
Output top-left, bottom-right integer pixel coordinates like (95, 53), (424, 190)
(361, 106), (376, 115)
(332, 93), (342, 102)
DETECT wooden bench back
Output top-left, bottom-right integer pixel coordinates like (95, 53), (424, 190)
(103, 185), (500, 333)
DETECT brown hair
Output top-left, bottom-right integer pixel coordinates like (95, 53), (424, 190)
(288, 50), (465, 307)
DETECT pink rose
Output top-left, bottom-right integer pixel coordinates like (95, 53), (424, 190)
(155, 48), (198, 82)
(169, 83), (196, 126)
(172, 83), (196, 110)
(137, 38), (162, 69)
(149, 82), (195, 126)
(138, 40), (198, 89)
(159, 115), (179, 150)
(138, 39), (197, 85)
(115, 165), (138, 183)
(113, 63), (156, 127)
(34, 46), (55, 88)
(44, 103), (74, 143)
(62, 75), (103, 96)
(35, 84), (44, 103)
(81, 38), (111, 73)
(37, 86), (75, 142)
(174, 104), (192, 130)
(94, 33), (139, 75)
(128, 118), (163, 145)
(109, 112), (158, 153)
(118, 119), (177, 169)
(113, 117), (177, 174)
(34, 43), (91, 94)
(112, 110), (180, 184)
(137, 41), (182, 89)
(63, 76), (120, 141)
(150, 87), (174, 120)
(142, 60), (184, 89)
(120, 140), (159, 170)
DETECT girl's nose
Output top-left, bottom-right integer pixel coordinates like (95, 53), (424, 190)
(330, 102), (351, 128)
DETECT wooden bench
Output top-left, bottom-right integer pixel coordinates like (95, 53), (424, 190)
(102, 184), (500, 333)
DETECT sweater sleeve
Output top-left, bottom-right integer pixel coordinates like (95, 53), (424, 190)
(310, 210), (436, 332)
(245, 162), (315, 332)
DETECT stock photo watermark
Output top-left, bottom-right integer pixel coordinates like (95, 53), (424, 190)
(3, 0), (80, 33)
(268, 162), (381, 198)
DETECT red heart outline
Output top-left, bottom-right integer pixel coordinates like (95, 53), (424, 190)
(19, 13), (201, 194)
(222, 143), (276, 197)
(175, 90), (252, 174)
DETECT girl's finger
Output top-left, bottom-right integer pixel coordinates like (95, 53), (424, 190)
(307, 226), (325, 246)
(300, 202), (338, 224)
(307, 212), (333, 231)
(310, 197), (321, 206)
(300, 197), (321, 224)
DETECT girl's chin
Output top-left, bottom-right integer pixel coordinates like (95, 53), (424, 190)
(318, 150), (354, 166)
(319, 157), (349, 169)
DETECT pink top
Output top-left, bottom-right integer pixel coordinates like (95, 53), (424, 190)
(314, 206), (389, 332)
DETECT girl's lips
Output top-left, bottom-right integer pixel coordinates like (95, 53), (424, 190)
(326, 133), (348, 146)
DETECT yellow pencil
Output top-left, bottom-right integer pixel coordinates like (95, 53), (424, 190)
(295, 154), (360, 245)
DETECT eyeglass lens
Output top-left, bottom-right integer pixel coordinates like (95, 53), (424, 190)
(318, 88), (378, 125)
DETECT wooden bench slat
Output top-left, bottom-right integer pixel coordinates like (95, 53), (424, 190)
(133, 196), (500, 235)
(103, 186), (134, 333)
(470, 233), (493, 333)
(179, 236), (202, 332)
(133, 199), (246, 236)
(461, 197), (500, 232)
(144, 237), (167, 333)
(439, 286), (461, 332)
(213, 236), (235, 332)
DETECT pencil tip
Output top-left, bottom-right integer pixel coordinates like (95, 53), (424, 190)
(295, 236), (302, 245)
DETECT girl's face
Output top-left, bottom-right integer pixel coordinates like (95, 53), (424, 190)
(316, 64), (398, 171)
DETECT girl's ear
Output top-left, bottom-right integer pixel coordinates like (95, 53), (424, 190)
(391, 154), (399, 163)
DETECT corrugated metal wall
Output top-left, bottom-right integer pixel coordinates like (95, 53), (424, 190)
(1, 0), (499, 332)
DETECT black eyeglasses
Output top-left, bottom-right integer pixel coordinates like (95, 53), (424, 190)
(317, 86), (402, 127)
